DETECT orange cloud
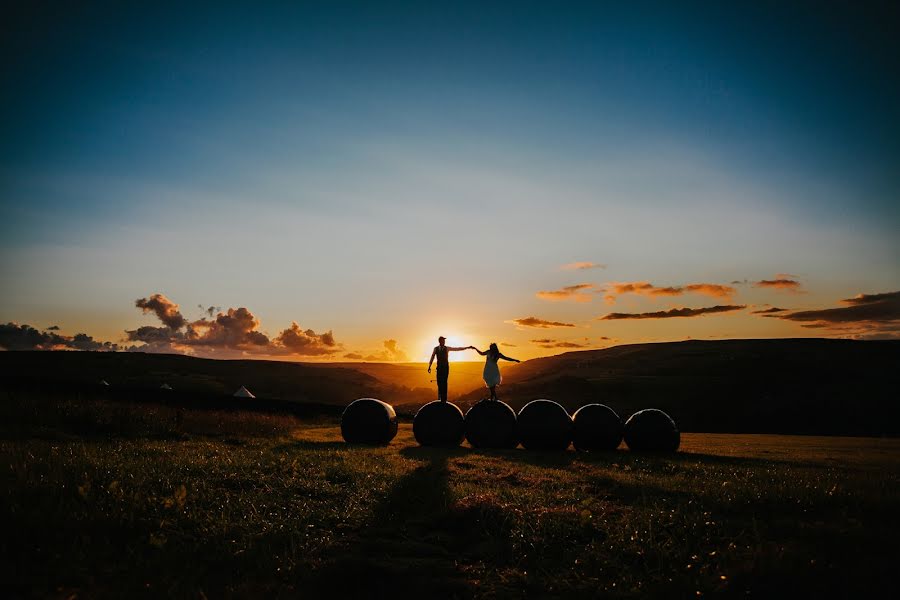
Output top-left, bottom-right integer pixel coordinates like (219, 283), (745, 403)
(275, 322), (337, 356)
(606, 281), (735, 300)
(536, 283), (596, 302)
(775, 291), (900, 325)
(751, 307), (788, 315)
(561, 261), (606, 270)
(531, 338), (589, 349)
(126, 293), (341, 357)
(600, 305), (746, 320)
(135, 294), (186, 329)
(347, 339), (410, 362)
(754, 278), (802, 292)
(508, 316), (577, 328)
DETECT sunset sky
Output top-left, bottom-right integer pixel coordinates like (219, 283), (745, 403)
(2, 2), (898, 361)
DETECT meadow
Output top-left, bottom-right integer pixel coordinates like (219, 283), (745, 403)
(1, 391), (897, 598)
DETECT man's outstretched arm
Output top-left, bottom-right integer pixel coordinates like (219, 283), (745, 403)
(447, 345), (475, 352)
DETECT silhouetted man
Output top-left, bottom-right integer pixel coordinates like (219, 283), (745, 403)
(428, 336), (473, 402)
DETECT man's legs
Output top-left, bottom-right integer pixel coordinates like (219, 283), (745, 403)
(437, 367), (449, 402)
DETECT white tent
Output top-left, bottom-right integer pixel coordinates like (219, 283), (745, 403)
(99, 379), (110, 386)
(233, 385), (255, 399)
(160, 383), (173, 390)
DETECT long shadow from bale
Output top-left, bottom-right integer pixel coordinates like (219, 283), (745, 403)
(304, 446), (474, 599)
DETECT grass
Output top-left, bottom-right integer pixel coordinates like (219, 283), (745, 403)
(1, 391), (898, 598)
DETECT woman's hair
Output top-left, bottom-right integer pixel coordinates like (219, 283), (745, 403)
(488, 343), (499, 356)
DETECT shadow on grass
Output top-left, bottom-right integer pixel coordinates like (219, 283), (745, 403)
(305, 444), (475, 598)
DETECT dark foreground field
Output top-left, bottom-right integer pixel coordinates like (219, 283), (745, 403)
(1, 393), (898, 599)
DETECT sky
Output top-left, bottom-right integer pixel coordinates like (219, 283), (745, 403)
(1, 1), (899, 361)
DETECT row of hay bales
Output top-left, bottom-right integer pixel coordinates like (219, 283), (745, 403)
(340, 398), (680, 452)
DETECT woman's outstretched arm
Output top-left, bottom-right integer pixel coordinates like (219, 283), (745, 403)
(472, 347), (486, 356)
(498, 353), (520, 363)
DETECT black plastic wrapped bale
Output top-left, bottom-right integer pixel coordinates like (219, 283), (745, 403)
(414, 401), (466, 447)
(572, 403), (623, 452)
(341, 398), (398, 445)
(623, 408), (680, 452)
(516, 399), (573, 451)
(464, 400), (518, 449)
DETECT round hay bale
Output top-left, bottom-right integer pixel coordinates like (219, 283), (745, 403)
(572, 403), (623, 452)
(516, 399), (573, 451)
(464, 400), (518, 449)
(413, 401), (466, 447)
(341, 398), (398, 445)
(623, 408), (680, 452)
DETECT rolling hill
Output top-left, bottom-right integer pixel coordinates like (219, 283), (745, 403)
(2, 338), (898, 435)
(457, 338), (900, 436)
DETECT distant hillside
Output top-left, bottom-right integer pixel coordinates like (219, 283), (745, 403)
(0, 351), (431, 408)
(3, 339), (899, 435)
(457, 339), (900, 436)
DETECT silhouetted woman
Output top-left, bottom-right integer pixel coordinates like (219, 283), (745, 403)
(474, 343), (520, 400)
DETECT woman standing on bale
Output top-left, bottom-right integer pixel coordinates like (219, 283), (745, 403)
(474, 343), (520, 401)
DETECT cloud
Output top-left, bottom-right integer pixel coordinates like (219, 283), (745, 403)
(1, 323), (118, 351)
(774, 291), (900, 325)
(500, 342), (517, 347)
(561, 261), (606, 270)
(186, 308), (270, 349)
(198, 304), (221, 318)
(751, 307), (788, 314)
(135, 294), (186, 329)
(274, 322), (337, 356)
(126, 325), (180, 344)
(683, 284), (735, 298)
(776, 273), (799, 279)
(127, 293), (341, 358)
(46, 325), (60, 331)
(530, 338), (588, 349)
(343, 352), (364, 360)
(600, 305), (746, 320)
(508, 316), (577, 328)
(536, 283), (596, 302)
(754, 278), (802, 292)
(606, 281), (735, 301)
(356, 339), (410, 362)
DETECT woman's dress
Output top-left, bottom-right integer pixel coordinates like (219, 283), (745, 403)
(483, 355), (502, 387)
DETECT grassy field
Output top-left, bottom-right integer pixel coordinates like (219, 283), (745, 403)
(1, 393), (898, 598)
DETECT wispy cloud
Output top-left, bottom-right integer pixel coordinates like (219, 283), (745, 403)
(751, 307), (788, 314)
(561, 261), (606, 270)
(600, 305), (746, 320)
(530, 338), (589, 348)
(774, 291), (900, 325)
(508, 316), (577, 328)
(605, 281), (736, 302)
(536, 283), (596, 302)
(754, 278), (802, 292)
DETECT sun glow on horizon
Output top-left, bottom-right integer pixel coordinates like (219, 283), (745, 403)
(417, 332), (481, 363)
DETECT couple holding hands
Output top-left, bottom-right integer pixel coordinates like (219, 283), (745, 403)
(427, 336), (520, 402)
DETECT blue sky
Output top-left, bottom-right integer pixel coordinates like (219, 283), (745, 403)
(2, 1), (898, 359)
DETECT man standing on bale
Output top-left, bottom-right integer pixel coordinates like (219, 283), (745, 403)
(428, 336), (474, 402)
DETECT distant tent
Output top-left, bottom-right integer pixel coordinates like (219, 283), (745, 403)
(233, 386), (255, 399)
(160, 383), (173, 390)
(99, 379), (110, 386)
